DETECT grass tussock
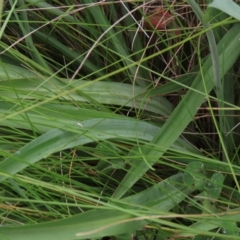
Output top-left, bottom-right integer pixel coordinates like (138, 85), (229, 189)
(0, 0), (240, 239)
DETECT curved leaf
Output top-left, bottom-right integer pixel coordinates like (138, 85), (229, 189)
(0, 78), (173, 116)
(0, 118), (196, 183)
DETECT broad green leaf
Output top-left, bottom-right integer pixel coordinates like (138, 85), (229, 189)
(0, 78), (173, 117)
(199, 172), (224, 215)
(209, 0), (240, 21)
(122, 173), (193, 211)
(206, 172), (224, 200)
(176, 208), (240, 238)
(0, 118), (196, 183)
(0, 62), (38, 79)
(220, 221), (239, 237)
(0, 173), (193, 240)
(184, 162), (207, 190)
(0, 102), (127, 132)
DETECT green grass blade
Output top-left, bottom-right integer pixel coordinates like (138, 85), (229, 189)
(188, 0), (221, 96)
(9, 0), (52, 72)
(0, 0), (17, 39)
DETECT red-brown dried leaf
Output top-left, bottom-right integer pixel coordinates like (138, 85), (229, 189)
(145, 7), (174, 30)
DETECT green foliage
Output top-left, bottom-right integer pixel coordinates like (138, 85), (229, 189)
(184, 162), (207, 190)
(0, 0), (240, 240)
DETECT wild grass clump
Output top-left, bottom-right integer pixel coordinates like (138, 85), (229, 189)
(0, 0), (240, 239)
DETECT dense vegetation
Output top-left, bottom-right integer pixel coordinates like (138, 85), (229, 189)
(0, 0), (240, 239)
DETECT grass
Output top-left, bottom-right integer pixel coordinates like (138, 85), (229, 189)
(0, 0), (240, 239)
